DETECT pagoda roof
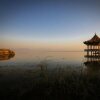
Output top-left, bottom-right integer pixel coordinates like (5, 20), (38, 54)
(84, 34), (100, 45)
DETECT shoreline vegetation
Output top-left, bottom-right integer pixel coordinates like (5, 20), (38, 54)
(0, 49), (15, 55)
(0, 49), (15, 60)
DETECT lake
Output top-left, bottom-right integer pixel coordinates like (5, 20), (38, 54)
(0, 51), (100, 100)
(0, 51), (100, 79)
(0, 51), (85, 67)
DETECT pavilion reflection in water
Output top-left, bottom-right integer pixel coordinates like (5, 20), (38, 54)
(84, 33), (100, 76)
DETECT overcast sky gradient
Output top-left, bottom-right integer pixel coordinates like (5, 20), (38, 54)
(0, 0), (100, 51)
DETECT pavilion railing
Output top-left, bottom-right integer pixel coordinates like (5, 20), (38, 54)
(84, 49), (100, 51)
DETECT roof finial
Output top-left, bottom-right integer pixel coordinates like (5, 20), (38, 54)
(95, 32), (97, 35)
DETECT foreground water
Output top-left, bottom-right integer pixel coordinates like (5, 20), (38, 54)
(0, 51), (100, 100)
(0, 51), (86, 81)
(0, 51), (100, 81)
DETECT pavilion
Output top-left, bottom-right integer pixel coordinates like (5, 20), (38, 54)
(84, 33), (100, 62)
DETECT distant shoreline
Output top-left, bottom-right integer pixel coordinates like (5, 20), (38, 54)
(14, 50), (84, 52)
(47, 51), (84, 52)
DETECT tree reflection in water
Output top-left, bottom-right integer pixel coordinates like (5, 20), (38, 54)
(0, 54), (15, 61)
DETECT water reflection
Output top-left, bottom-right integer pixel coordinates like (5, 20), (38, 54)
(0, 54), (15, 61)
(84, 56), (100, 76)
(0, 51), (84, 67)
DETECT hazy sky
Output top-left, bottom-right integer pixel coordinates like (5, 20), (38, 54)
(0, 0), (100, 51)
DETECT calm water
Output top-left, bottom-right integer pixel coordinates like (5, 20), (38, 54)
(0, 51), (100, 100)
(0, 51), (85, 67)
(0, 51), (86, 81)
(0, 51), (100, 77)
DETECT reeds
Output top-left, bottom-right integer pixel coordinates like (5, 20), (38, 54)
(0, 63), (100, 100)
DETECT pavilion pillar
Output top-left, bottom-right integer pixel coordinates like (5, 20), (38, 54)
(94, 45), (96, 56)
(98, 45), (99, 56)
(90, 45), (92, 56)
(87, 45), (89, 56)
(99, 45), (100, 56)
(98, 44), (100, 61)
(93, 45), (95, 56)
(96, 45), (97, 56)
